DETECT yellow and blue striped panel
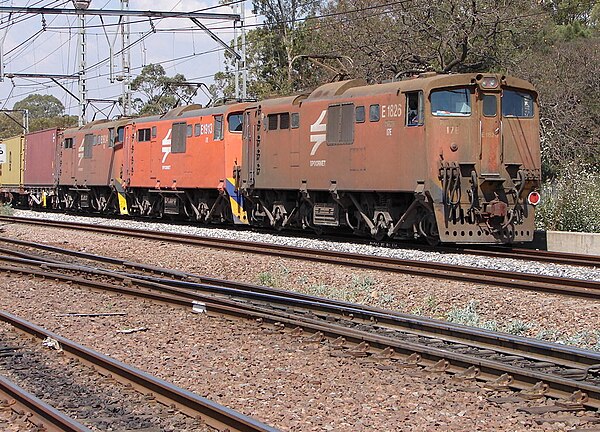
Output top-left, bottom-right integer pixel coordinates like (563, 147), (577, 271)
(225, 177), (249, 225)
(112, 179), (129, 215)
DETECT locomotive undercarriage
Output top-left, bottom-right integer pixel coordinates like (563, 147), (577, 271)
(55, 186), (120, 214)
(127, 188), (231, 223)
(51, 185), (232, 224)
(243, 188), (437, 242)
(437, 162), (539, 243)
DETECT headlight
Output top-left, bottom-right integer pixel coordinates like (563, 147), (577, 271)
(481, 77), (499, 89)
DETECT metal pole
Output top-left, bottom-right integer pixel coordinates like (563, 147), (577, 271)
(121, 0), (131, 116)
(0, 12), (11, 82)
(74, 1), (90, 126)
(233, 2), (239, 100)
(22, 109), (29, 134)
(78, 13), (86, 125)
(241, 1), (247, 100)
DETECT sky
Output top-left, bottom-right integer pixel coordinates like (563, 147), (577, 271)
(0, 0), (256, 120)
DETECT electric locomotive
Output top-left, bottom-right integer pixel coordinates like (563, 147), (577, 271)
(238, 73), (541, 244)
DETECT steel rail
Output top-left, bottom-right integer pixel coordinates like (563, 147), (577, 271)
(0, 375), (92, 432)
(0, 309), (278, 432)
(449, 244), (600, 268)
(0, 215), (599, 299)
(0, 241), (597, 374)
(1, 254), (600, 409)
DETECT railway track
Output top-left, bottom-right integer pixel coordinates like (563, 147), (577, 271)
(0, 242), (599, 411)
(0, 374), (91, 432)
(4, 213), (600, 268)
(0, 305), (278, 432)
(0, 215), (599, 300)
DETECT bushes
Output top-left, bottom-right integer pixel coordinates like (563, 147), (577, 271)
(535, 164), (600, 233)
(0, 203), (12, 216)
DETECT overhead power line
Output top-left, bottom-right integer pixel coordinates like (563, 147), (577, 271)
(0, 3), (246, 124)
(0, 6), (240, 22)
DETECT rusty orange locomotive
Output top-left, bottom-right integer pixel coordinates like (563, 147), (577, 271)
(0, 72), (541, 244)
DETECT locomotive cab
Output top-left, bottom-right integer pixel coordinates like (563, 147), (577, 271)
(428, 74), (541, 244)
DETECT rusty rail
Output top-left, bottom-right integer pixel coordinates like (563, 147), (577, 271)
(0, 215), (598, 300)
(446, 244), (600, 268)
(0, 251), (599, 410)
(1, 240), (598, 374)
(0, 310), (278, 432)
(0, 375), (92, 432)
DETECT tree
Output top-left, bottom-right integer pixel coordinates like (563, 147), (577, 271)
(540, 0), (597, 25)
(309, 0), (546, 82)
(212, 0), (323, 101)
(512, 37), (600, 178)
(13, 94), (65, 119)
(130, 64), (197, 115)
(0, 94), (77, 139)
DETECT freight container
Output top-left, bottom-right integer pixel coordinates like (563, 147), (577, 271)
(0, 135), (24, 190)
(23, 128), (60, 186)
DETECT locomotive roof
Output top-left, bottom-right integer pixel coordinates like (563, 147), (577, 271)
(305, 73), (536, 101)
(133, 102), (249, 124)
(63, 117), (131, 134)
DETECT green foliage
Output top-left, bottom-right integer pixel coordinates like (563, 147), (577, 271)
(13, 94), (64, 118)
(592, 3), (600, 27)
(445, 301), (599, 351)
(541, 0), (597, 25)
(257, 272), (277, 287)
(0, 203), (13, 216)
(555, 20), (592, 40)
(535, 164), (600, 232)
(0, 94), (77, 139)
(131, 64), (196, 115)
(537, 329), (600, 351)
(212, 0), (323, 101)
(505, 320), (533, 336)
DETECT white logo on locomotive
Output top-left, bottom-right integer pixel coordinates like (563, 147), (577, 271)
(310, 110), (327, 159)
(78, 140), (84, 169)
(162, 129), (171, 170)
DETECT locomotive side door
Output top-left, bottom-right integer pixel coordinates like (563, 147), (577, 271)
(241, 107), (259, 189)
(479, 92), (501, 175)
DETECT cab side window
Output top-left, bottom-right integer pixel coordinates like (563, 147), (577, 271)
(116, 127), (125, 144)
(137, 128), (151, 142)
(108, 128), (115, 148)
(214, 115), (224, 140)
(369, 104), (380, 122)
(406, 92), (424, 126)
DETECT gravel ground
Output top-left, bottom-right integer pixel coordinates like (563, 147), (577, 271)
(11, 209), (600, 282)
(2, 272), (598, 431)
(0, 324), (209, 432)
(0, 405), (37, 432)
(2, 215), (600, 349)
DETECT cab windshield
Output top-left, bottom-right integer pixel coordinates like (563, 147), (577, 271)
(228, 113), (243, 132)
(502, 90), (534, 118)
(431, 88), (472, 117)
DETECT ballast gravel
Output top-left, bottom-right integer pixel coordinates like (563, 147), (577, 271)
(0, 273), (597, 431)
(3, 210), (600, 347)
(11, 209), (600, 282)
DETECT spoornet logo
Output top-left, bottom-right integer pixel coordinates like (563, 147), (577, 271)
(310, 110), (327, 158)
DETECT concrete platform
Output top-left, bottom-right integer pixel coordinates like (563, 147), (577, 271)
(531, 230), (600, 256)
